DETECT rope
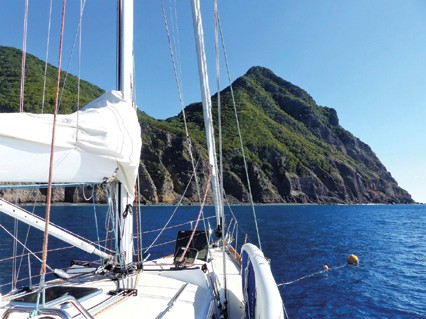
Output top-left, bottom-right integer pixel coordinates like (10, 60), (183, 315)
(168, 0), (182, 80)
(92, 190), (102, 258)
(142, 239), (176, 251)
(104, 185), (116, 254)
(160, 0), (202, 204)
(58, 0), (87, 113)
(223, 196), (252, 247)
(75, 0), (86, 143)
(0, 238), (113, 264)
(177, 170), (212, 263)
(40, 0), (67, 283)
(217, 13), (262, 250)
(277, 264), (347, 287)
(0, 224), (55, 273)
(0, 269), (57, 291)
(144, 163), (199, 254)
(214, 0), (223, 202)
(162, 0), (212, 255)
(135, 177), (142, 262)
(15, 225), (32, 290)
(41, 0), (53, 114)
(0, 200), (112, 250)
(0, 244), (70, 263)
(12, 219), (18, 290)
(141, 216), (215, 235)
(0, 182), (101, 190)
(19, 0), (29, 113)
(214, 1), (229, 309)
(82, 184), (94, 201)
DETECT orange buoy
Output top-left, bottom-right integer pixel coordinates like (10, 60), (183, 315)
(347, 254), (359, 265)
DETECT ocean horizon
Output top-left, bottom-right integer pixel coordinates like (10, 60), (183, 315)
(1, 204), (425, 318)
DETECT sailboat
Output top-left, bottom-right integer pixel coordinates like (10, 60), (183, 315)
(0, 0), (285, 318)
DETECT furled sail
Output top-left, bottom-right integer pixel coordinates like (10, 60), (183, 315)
(0, 91), (141, 200)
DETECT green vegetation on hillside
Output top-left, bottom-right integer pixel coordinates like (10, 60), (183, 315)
(0, 46), (104, 114)
(141, 66), (412, 203)
(0, 45), (412, 204)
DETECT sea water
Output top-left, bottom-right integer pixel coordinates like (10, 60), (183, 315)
(0, 204), (425, 318)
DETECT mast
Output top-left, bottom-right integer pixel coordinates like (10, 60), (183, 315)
(118, 0), (134, 103)
(191, 0), (225, 236)
(116, 0), (134, 272)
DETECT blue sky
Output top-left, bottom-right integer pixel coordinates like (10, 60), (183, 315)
(1, 1), (425, 203)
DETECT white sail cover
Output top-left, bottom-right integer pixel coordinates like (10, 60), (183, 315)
(0, 91), (141, 200)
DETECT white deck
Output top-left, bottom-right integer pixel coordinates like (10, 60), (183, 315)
(0, 248), (245, 319)
(210, 248), (245, 319)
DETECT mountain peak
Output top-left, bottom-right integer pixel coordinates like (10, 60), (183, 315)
(245, 66), (275, 77)
(150, 65), (413, 204)
(242, 66), (316, 106)
(0, 48), (413, 204)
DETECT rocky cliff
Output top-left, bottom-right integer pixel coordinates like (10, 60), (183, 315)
(138, 66), (413, 204)
(0, 46), (413, 204)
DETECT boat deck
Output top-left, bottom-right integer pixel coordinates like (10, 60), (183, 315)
(0, 248), (245, 319)
(210, 247), (245, 319)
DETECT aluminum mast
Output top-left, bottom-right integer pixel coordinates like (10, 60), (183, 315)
(191, 0), (225, 235)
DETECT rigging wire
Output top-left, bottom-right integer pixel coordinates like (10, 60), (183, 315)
(15, 196), (40, 292)
(111, 184), (124, 270)
(76, 0), (86, 144)
(58, 0), (87, 113)
(0, 240), (109, 265)
(135, 175), (142, 262)
(217, 12), (263, 250)
(12, 217), (18, 290)
(177, 170), (212, 263)
(15, 224), (31, 289)
(168, 0), (183, 81)
(160, 0), (202, 204)
(0, 182), (101, 190)
(104, 185), (115, 255)
(0, 224), (56, 275)
(223, 196), (252, 244)
(38, 0), (67, 309)
(92, 188), (102, 259)
(213, 0), (228, 310)
(160, 0), (213, 253)
(214, 0), (224, 204)
(5, 195), (112, 250)
(41, 0), (53, 114)
(144, 163), (198, 255)
(19, 0), (29, 113)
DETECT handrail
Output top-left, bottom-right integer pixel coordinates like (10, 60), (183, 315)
(3, 306), (72, 319)
(3, 294), (94, 319)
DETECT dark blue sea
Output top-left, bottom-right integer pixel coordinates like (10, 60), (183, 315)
(0, 204), (425, 318)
